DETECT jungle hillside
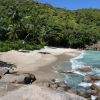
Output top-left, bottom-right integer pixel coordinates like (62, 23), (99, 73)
(0, 0), (100, 51)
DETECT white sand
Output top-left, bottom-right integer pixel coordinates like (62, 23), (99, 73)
(40, 46), (80, 56)
(0, 47), (80, 72)
(0, 47), (83, 100)
(0, 85), (86, 100)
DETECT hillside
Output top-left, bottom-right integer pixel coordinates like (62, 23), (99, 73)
(0, 0), (100, 51)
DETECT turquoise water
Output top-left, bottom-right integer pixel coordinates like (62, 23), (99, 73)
(63, 50), (100, 88)
(78, 50), (100, 67)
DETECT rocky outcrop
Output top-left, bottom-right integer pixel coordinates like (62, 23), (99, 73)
(0, 85), (86, 100)
(86, 41), (100, 50)
(0, 61), (16, 69)
(0, 73), (36, 84)
(0, 68), (9, 77)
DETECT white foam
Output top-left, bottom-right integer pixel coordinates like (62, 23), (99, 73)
(91, 95), (97, 100)
(73, 71), (86, 76)
(70, 51), (85, 69)
(95, 81), (100, 86)
(78, 82), (92, 88)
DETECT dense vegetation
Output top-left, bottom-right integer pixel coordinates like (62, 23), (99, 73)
(0, 0), (100, 51)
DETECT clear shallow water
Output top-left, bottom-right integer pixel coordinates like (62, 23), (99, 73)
(78, 50), (100, 67)
(63, 50), (100, 88)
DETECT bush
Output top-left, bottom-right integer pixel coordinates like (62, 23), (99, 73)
(0, 41), (44, 52)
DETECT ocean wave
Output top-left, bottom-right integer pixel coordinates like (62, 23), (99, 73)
(70, 50), (86, 69)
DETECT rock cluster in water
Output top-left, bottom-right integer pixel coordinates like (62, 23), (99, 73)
(43, 66), (100, 100)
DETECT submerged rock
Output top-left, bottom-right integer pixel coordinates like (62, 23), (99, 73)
(78, 67), (91, 72)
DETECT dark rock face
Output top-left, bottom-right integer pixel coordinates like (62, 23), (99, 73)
(0, 61), (16, 68)
(24, 74), (36, 84)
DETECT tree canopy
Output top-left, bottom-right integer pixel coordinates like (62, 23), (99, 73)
(0, 0), (100, 51)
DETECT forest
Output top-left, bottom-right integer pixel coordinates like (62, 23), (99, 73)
(0, 0), (100, 51)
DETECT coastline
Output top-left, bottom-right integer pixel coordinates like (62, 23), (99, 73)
(0, 47), (83, 99)
(0, 47), (80, 82)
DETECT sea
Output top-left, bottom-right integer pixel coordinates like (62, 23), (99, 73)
(56, 50), (100, 89)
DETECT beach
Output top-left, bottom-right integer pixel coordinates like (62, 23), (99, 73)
(0, 47), (87, 100)
(0, 47), (80, 82)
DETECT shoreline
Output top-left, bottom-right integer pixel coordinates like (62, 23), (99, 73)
(0, 47), (82, 98)
(0, 47), (80, 82)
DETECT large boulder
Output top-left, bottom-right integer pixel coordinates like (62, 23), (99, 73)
(24, 74), (36, 84)
(0, 73), (36, 84)
(0, 85), (87, 100)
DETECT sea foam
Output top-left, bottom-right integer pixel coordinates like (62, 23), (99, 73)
(70, 51), (85, 69)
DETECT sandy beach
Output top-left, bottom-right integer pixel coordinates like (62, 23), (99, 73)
(0, 47), (80, 82)
(0, 47), (87, 100)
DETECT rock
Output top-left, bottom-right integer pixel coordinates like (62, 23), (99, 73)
(24, 74), (36, 84)
(90, 84), (100, 91)
(58, 81), (67, 87)
(83, 75), (100, 82)
(91, 76), (100, 80)
(86, 41), (100, 51)
(35, 81), (51, 87)
(0, 82), (23, 97)
(77, 90), (91, 98)
(97, 92), (100, 97)
(0, 67), (9, 77)
(78, 67), (91, 72)
(0, 61), (16, 69)
(87, 90), (97, 95)
(83, 76), (92, 82)
(0, 85), (87, 100)
(96, 96), (100, 100)
(50, 83), (60, 89)
(57, 87), (65, 91)
(68, 89), (78, 95)
(0, 73), (36, 84)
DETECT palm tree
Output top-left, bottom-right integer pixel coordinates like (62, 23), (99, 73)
(7, 5), (22, 41)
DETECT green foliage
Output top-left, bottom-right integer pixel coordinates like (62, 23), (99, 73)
(0, 0), (100, 51)
(0, 41), (43, 52)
